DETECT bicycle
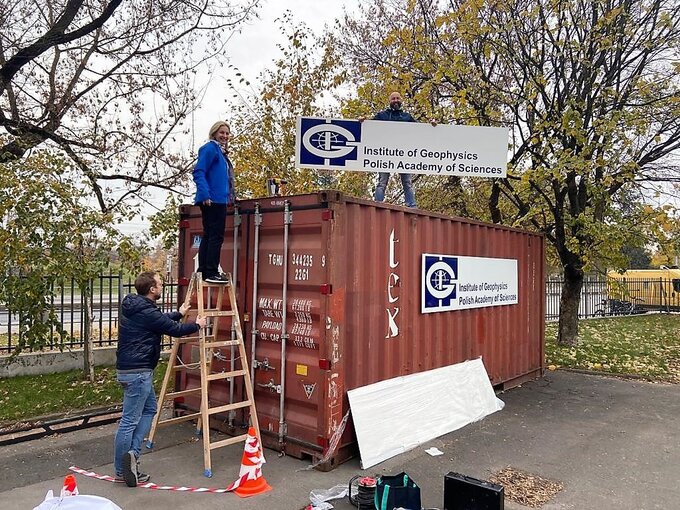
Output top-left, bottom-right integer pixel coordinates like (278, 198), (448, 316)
(594, 297), (646, 316)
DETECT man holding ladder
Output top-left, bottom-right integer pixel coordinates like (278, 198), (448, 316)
(114, 271), (206, 487)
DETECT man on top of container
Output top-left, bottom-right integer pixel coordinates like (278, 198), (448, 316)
(114, 271), (207, 487)
(370, 91), (417, 208)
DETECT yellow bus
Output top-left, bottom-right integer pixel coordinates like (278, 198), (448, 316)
(606, 267), (680, 311)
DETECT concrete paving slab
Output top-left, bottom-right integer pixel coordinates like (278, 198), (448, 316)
(2, 371), (679, 510)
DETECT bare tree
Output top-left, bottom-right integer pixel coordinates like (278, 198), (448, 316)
(0, 0), (259, 213)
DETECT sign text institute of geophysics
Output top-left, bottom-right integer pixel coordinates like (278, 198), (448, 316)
(295, 117), (509, 178)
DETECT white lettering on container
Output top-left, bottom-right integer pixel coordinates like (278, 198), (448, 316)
(292, 253), (314, 267)
(294, 267), (309, 281)
(291, 298), (313, 312)
(268, 253), (283, 266)
(386, 229), (400, 338)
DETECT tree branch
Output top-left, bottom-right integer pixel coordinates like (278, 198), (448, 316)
(0, 0), (123, 90)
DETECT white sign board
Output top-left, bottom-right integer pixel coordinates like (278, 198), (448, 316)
(295, 117), (509, 178)
(422, 254), (518, 313)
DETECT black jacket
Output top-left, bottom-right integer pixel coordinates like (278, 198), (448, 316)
(373, 108), (415, 123)
(116, 294), (199, 370)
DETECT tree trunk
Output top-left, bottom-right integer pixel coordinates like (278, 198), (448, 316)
(81, 280), (95, 382)
(556, 266), (584, 346)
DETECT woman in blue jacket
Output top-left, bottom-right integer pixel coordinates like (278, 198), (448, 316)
(192, 121), (235, 283)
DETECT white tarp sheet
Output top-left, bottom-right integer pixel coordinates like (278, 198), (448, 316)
(347, 358), (504, 469)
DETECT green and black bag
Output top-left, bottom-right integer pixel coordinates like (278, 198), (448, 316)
(374, 472), (421, 510)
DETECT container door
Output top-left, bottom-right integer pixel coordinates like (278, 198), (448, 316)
(243, 199), (330, 458)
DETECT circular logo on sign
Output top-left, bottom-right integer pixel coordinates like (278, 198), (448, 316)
(425, 261), (457, 299)
(302, 123), (358, 159)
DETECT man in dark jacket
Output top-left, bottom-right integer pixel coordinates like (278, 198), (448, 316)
(114, 271), (206, 487)
(373, 91), (417, 207)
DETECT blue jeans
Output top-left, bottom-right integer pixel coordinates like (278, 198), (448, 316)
(113, 370), (157, 476)
(374, 172), (417, 207)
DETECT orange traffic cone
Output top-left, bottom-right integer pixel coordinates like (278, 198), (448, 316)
(60, 474), (79, 497)
(226, 427), (272, 498)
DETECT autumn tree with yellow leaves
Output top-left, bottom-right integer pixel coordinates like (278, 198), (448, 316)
(335, 0), (680, 346)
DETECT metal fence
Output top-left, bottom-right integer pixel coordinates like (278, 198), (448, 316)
(0, 273), (179, 354)
(546, 274), (680, 321)
(2, 273), (678, 353)
(545, 274), (609, 321)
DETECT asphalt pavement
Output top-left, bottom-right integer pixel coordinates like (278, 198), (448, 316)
(2, 370), (678, 510)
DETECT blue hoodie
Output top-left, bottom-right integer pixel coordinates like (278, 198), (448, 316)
(116, 294), (199, 371)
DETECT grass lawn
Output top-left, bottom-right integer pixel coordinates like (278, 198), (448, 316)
(545, 313), (680, 383)
(1, 314), (678, 426)
(0, 361), (167, 426)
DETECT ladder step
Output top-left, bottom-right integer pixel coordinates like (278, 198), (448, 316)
(182, 334), (219, 343)
(206, 369), (247, 381)
(175, 336), (197, 343)
(203, 310), (236, 317)
(208, 400), (252, 415)
(203, 340), (240, 348)
(210, 433), (250, 450)
(201, 281), (232, 288)
(165, 388), (202, 399)
(173, 362), (201, 371)
(176, 335), (213, 343)
(156, 412), (201, 427)
(180, 336), (217, 347)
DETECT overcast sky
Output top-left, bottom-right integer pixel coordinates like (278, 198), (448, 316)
(120, 0), (360, 235)
(192, 0), (359, 147)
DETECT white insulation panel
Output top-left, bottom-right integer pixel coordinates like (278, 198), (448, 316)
(347, 358), (505, 469)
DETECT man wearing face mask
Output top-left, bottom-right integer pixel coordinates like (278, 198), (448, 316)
(372, 91), (417, 208)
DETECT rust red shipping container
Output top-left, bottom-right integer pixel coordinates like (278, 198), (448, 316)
(175, 191), (545, 470)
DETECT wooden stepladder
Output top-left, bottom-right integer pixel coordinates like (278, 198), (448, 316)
(147, 272), (260, 477)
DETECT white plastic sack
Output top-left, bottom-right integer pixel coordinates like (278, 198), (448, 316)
(309, 484), (349, 510)
(33, 490), (122, 510)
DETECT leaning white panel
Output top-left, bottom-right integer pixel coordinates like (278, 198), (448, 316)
(347, 358), (505, 469)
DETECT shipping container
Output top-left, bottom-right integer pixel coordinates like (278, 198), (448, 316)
(175, 191), (545, 470)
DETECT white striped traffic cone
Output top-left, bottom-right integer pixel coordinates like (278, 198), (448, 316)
(226, 427), (272, 498)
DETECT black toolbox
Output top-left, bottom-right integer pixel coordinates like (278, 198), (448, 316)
(444, 472), (504, 510)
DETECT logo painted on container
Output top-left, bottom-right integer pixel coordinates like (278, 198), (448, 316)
(423, 255), (458, 311)
(299, 118), (361, 166)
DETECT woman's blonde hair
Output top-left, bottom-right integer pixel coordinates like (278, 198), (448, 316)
(208, 121), (230, 140)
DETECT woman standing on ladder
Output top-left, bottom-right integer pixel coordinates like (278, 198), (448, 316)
(192, 120), (236, 284)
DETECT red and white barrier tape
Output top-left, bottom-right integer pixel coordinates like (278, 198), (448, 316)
(68, 466), (233, 494)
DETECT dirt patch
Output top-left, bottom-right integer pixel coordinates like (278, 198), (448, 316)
(490, 467), (563, 508)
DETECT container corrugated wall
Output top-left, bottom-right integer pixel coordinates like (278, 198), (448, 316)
(176, 191), (544, 469)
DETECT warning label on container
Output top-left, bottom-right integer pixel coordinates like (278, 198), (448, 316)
(421, 254), (518, 313)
